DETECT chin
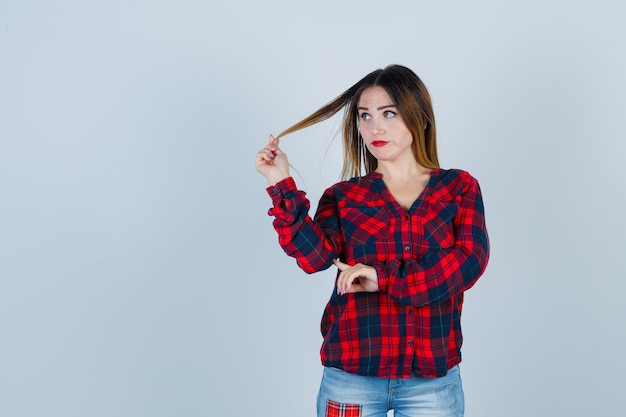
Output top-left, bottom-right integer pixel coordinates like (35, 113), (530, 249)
(371, 151), (395, 161)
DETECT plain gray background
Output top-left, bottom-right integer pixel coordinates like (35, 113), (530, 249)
(1, 1), (624, 416)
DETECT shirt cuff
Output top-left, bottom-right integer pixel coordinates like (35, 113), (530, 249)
(266, 177), (301, 221)
(374, 262), (389, 293)
(266, 177), (297, 199)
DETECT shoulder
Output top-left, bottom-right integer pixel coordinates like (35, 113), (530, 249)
(433, 168), (481, 186)
(322, 173), (382, 203)
(430, 168), (482, 199)
(434, 168), (474, 181)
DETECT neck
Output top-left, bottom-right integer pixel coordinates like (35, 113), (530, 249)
(375, 159), (430, 182)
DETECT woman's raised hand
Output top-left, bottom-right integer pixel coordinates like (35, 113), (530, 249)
(255, 134), (290, 186)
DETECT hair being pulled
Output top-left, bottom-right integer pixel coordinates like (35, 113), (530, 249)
(276, 64), (439, 180)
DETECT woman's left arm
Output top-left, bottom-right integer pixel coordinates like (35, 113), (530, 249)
(374, 175), (490, 306)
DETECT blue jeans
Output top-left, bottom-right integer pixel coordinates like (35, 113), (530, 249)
(316, 366), (464, 417)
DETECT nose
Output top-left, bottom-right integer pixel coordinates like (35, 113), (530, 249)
(372, 122), (386, 135)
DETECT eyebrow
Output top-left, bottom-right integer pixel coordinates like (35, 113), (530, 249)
(357, 104), (396, 111)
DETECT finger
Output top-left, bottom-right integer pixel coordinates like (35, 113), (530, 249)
(268, 134), (279, 150)
(270, 142), (282, 155)
(257, 148), (275, 163)
(342, 282), (360, 294)
(257, 149), (270, 161)
(337, 269), (358, 295)
(333, 259), (350, 271)
(337, 273), (355, 295)
(334, 261), (351, 295)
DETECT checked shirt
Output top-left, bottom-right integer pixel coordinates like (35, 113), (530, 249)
(267, 169), (489, 378)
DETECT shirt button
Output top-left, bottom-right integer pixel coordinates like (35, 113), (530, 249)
(404, 245), (410, 251)
(408, 308), (414, 314)
(408, 340), (414, 345)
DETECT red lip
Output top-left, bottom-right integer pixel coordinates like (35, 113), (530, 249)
(371, 141), (389, 147)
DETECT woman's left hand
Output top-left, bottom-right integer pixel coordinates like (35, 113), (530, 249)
(333, 260), (379, 295)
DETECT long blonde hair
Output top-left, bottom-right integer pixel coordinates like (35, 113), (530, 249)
(276, 65), (439, 180)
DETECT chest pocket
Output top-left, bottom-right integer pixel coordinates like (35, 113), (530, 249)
(339, 203), (389, 246)
(423, 200), (458, 249)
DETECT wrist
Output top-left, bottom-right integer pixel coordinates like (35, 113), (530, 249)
(266, 172), (289, 186)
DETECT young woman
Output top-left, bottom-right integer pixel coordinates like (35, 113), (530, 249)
(255, 65), (489, 417)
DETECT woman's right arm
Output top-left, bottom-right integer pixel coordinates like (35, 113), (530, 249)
(256, 135), (342, 273)
(267, 179), (341, 273)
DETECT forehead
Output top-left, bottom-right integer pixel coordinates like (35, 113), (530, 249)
(357, 86), (393, 107)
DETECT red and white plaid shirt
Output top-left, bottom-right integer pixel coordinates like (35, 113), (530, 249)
(267, 169), (489, 378)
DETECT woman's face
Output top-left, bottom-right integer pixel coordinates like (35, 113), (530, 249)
(357, 86), (414, 165)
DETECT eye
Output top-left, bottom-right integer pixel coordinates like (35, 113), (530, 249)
(359, 113), (371, 121)
(383, 110), (396, 119)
